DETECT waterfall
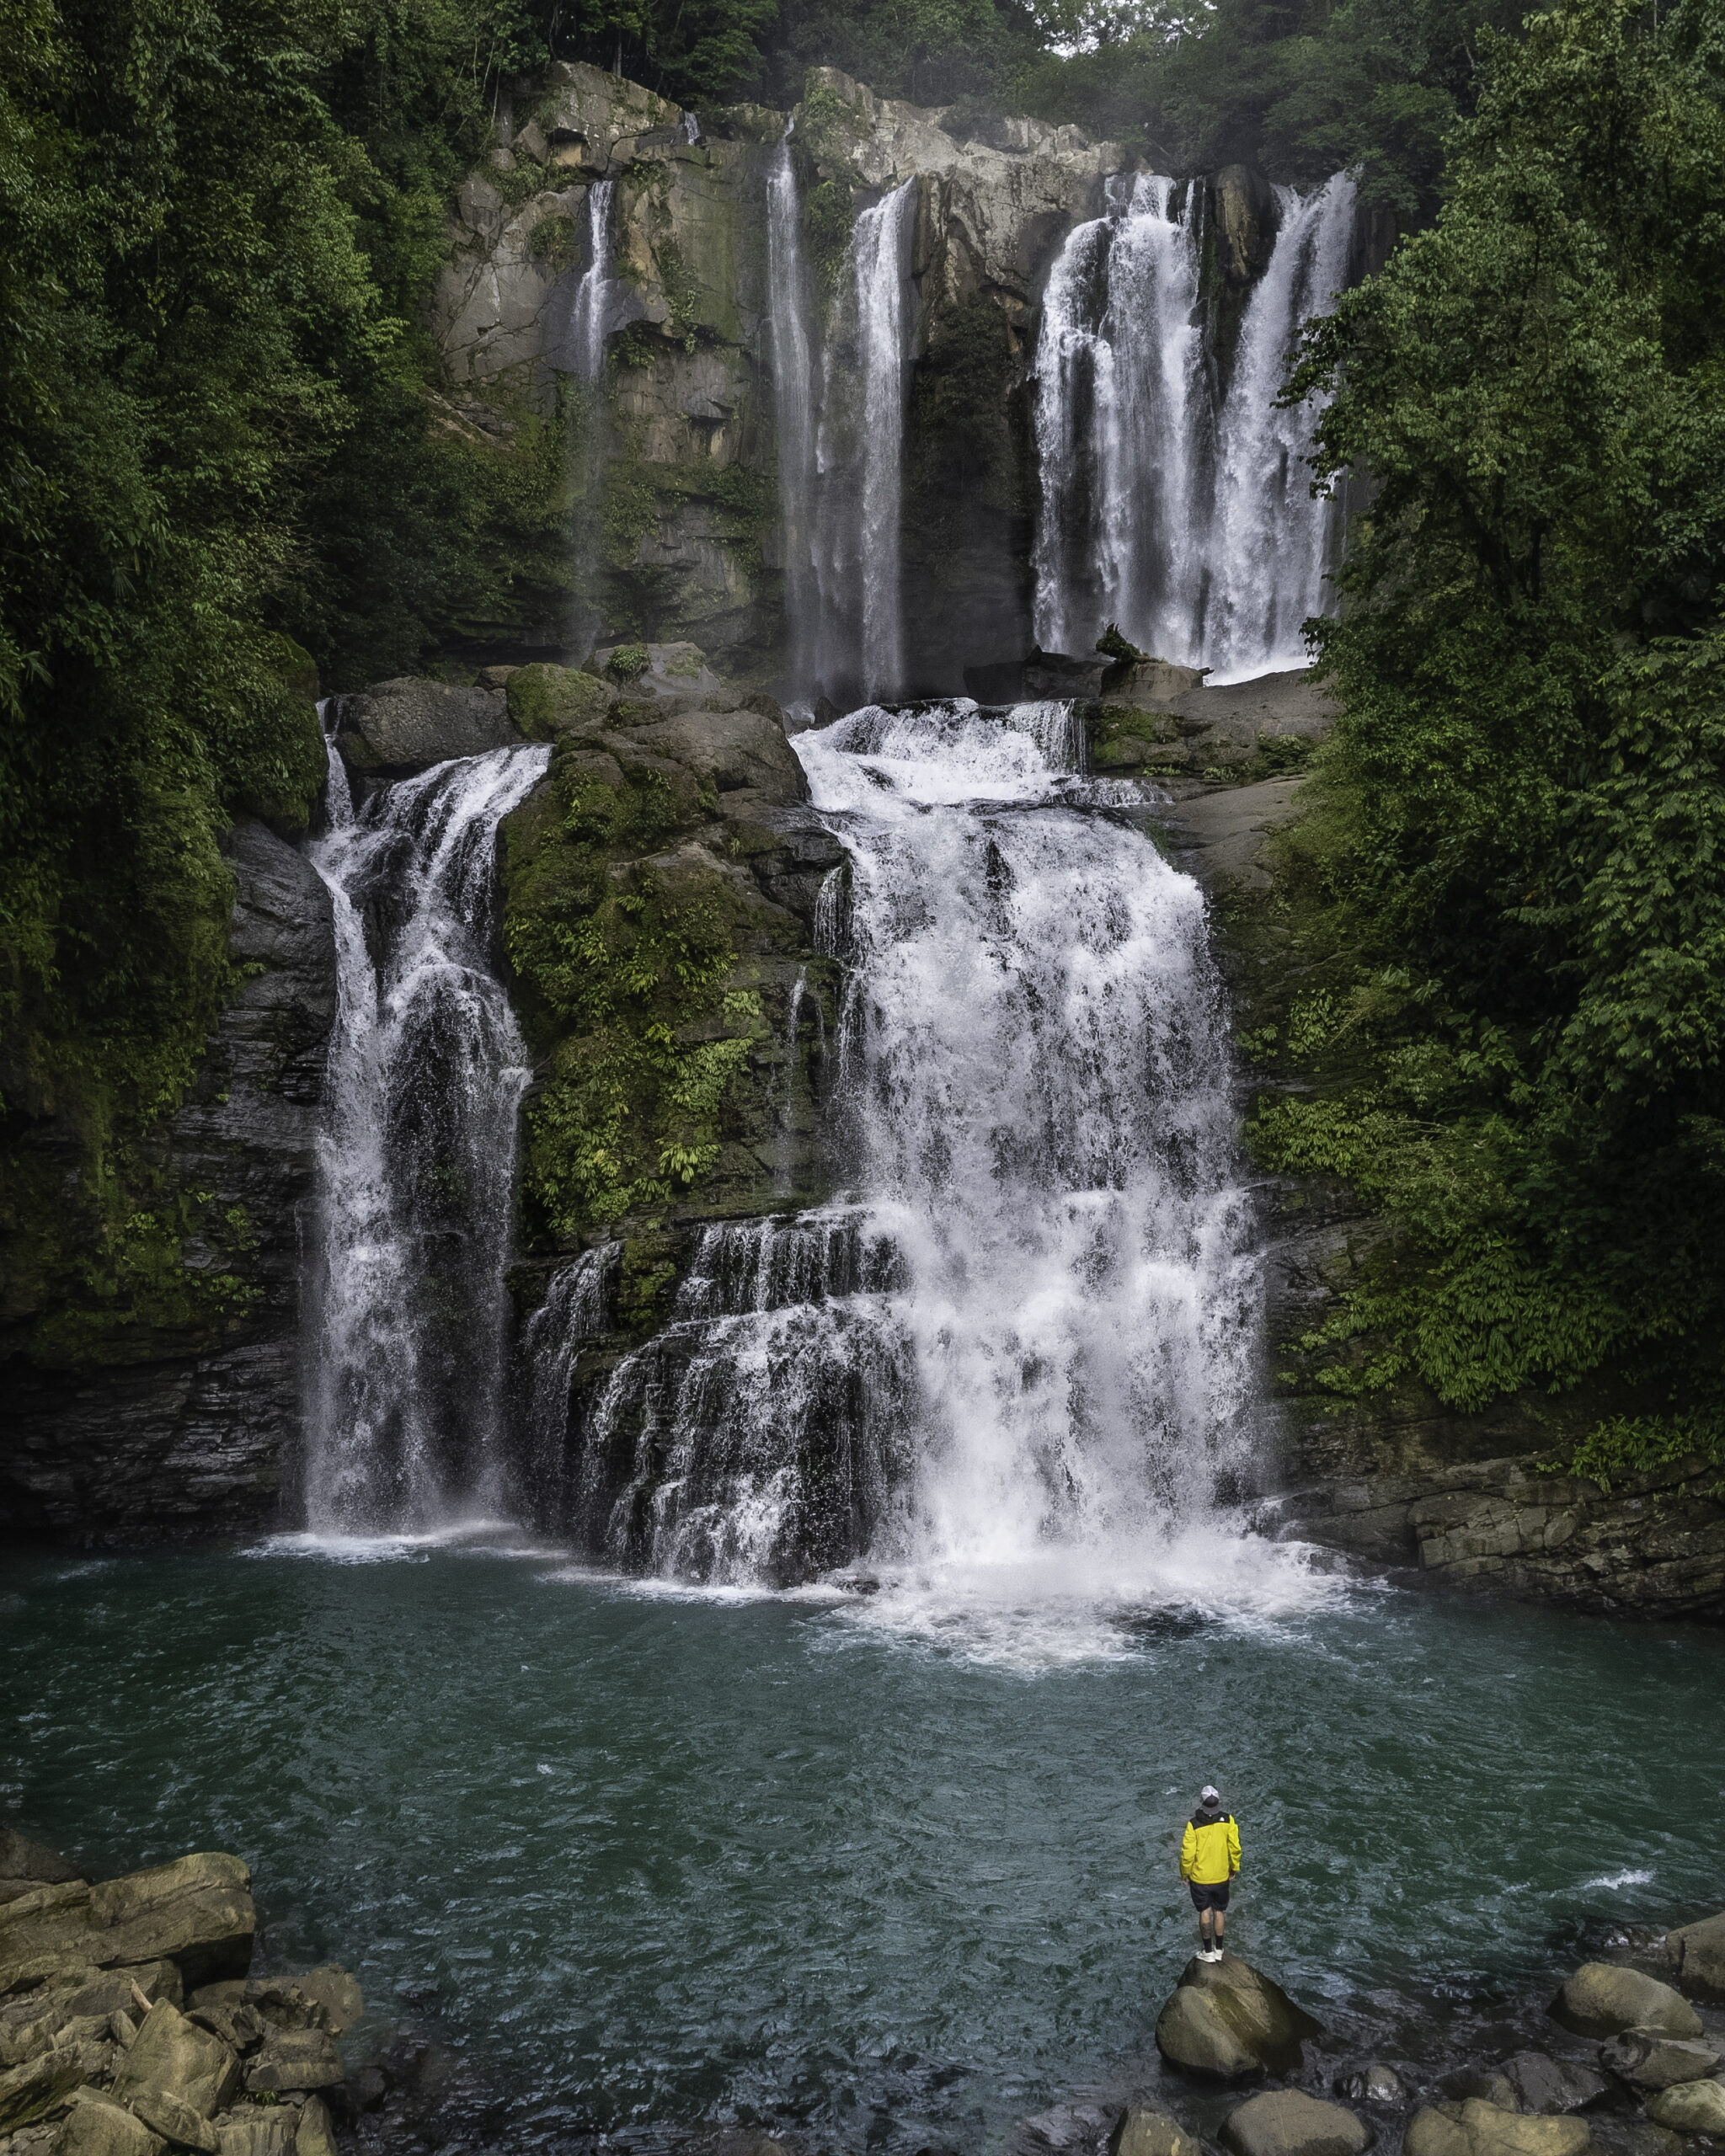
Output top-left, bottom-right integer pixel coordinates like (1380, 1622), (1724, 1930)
(1032, 169), (1354, 682)
(766, 133), (819, 687)
(810, 180), (917, 703)
(303, 743), (551, 1533)
(520, 1246), (617, 1524)
(1032, 177), (1207, 664)
(540, 701), (1261, 1597)
(1204, 169), (1357, 679)
(569, 179), (617, 382)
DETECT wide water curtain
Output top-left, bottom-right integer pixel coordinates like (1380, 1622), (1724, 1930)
(304, 743), (551, 1534)
(1033, 170), (1355, 680)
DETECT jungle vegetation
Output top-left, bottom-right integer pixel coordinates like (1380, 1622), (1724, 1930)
(1258, 0), (1725, 1468)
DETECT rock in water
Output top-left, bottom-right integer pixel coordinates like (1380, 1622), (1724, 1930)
(1221, 2091), (1370, 2156)
(334, 678), (521, 775)
(1111, 2107), (1201, 2156)
(1338, 2066), (1406, 2105)
(0, 1830), (84, 1908)
(1600, 2031), (1723, 2090)
(1550, 1966), (1703, 2040)
(293, 2096), (337, 2156)
(1406, 2100), (1593, 2156)
(244, 2025), (344, 2093)
(51, 2090), (166, 2156)
(1646, 2081), (1725, 2136)
(1155, 1953), (1324, 2079)
(212, 2111), (299, 2156)
(1500, 2053), (1609, 2115)
(111, 1999), (242, 2117)
(1664, 1913), (1725, 1999)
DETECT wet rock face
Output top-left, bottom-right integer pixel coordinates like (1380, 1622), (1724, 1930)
(1405, 2100), (1593, 2156)
(1600, 2032), (1723, 2092)
(1646, 2079), (1725, 2134)
(334, 677), (523, 778)
(0, 823), (337, 1545)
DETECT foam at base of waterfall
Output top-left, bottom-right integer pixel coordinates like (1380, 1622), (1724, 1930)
(825, 1526), (1353, 1671)
(802, 699), (1090, 810)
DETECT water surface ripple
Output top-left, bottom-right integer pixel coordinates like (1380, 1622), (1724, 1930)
(5, 1548), (1722, 2151)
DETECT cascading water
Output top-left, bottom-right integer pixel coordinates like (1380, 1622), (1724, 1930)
(540, 702), (1265, 1613)
(304, 741), (551, 1533)
(1203, 170), (1357, 678)
(568, 179), (617, 382)
(811, 180), (917, 703)
(1032, 168), (1356, 681)
(766, 131), (819, 688)
(1032, 176), (1208, 666)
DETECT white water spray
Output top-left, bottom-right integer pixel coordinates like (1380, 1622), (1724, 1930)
(304, 743), (550, 1532)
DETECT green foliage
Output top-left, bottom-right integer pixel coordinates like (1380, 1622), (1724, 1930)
(606, 644), (654, 680)
(1253, 0), (1725, 1423)
(1553, 1413), (1725, 1497)
(803, 176), (857, 299)
(1097, 623), (1147, 664)
(502, 748), (766, 1236)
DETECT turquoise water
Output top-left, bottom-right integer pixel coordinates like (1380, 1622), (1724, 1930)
(4, 1541), (1722, 2150)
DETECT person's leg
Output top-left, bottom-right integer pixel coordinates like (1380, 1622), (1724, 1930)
(1211, 1883), (1229, 1957)
(1191, 1881), (1212, 1956)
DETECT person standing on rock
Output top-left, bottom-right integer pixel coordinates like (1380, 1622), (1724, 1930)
(1179, 1784), (1241, 1962)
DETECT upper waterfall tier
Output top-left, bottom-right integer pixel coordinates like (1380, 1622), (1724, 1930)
(1033, 168), (1358, 682)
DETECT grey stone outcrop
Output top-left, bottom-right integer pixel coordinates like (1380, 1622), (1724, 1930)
(0, 821), (338, 1544)
(1154, 1952), (1323, 2079)
(1220, 2089), (1369, 2156)
(334, 677), (522, 775)
(0, 1848), (361, 2156)
(1664, 1912), (1725, 1998)
(1500, 2052), (1609, 2114)
(1551, 1965), (1703, 2041)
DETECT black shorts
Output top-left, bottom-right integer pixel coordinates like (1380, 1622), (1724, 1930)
(1188, 1880), (1231, 1912)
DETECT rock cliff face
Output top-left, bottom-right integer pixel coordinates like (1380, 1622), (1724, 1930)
(427, 62), (1302, 685)
(0, 826), (337, 1543)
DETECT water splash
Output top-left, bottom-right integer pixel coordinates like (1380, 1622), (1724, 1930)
(303, 744), (551, 1532)
(520, 1246), (617, 1524)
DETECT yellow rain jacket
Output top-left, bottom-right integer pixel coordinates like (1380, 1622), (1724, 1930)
(1180, 1811), (1242, 1885)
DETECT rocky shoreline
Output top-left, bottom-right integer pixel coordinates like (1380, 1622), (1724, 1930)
(3, 1819), (1721, 2156)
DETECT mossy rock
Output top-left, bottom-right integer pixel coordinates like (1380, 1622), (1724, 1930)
(506, 664), (617, 739)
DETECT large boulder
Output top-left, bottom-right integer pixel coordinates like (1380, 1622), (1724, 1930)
(1600, 2031), (1722, 2091)
(591, 642), (725, 702)
(1405, 2101), (1592, 2156)
(1220, 2090), (1369, 2156)
(1664, 1913), (1725, 1999)
(212, 2110), (300, 2156)
(1112, 2108), (1200, 2156)
(1154, 1953), (1323, 2079)
(0, 1856), (254, 1993)
(1646, 2081), (1725, 2136)
(1551, 1966), (1703, 2041)
(52, 2090), (166, 2156)
(111, 1999), (243, 2116)
(623, 707), (811, 815)
(334, 678), (521, 775)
